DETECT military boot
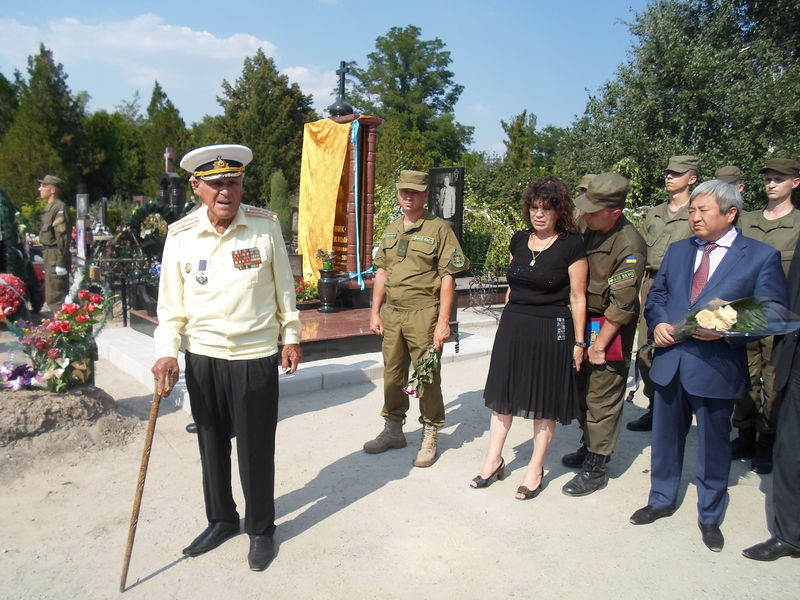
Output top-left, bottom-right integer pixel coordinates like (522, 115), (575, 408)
(750, 433), (775, 474)
(561, 452), (609, 496)
(363, 418), (407, 454)
(561, 443), (588, 468)
(413, 423), (438, 467)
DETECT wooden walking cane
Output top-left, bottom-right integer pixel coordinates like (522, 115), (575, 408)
(119, 370), (174, 593)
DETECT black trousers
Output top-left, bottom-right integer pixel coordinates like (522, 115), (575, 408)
(773, 348), (800, 549)
(185, 351), (279, 535)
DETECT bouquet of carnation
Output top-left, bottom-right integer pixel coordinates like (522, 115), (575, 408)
(0, 273), (27, 319)
(670, 297), (800, 343)
(0, 361), (42, 391)
(402, 346), (441, 399)
(17, 288), (114, 392)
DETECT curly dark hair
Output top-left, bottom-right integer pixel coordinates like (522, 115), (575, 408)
(521, 176), (577, 235)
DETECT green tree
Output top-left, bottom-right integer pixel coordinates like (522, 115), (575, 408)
(0, 45), (85, 206)
(0, 72), (19, 139)
(217, 49), (317, 205)
(349, 25), (473, 184)
(141, 81), (190, 196)
(268, 169), (291, 237)
(559, 0), (800, 208)
(83, 110), (147, 199)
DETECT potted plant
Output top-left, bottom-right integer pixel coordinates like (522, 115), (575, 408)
(314, 248), (339, 313)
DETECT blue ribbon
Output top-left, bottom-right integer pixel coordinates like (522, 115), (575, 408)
(349, 120), (365, 290)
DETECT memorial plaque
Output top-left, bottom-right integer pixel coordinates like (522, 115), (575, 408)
(428, 166), (465, 242)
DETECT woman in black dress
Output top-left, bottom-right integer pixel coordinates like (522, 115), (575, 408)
(470, 177), (587, 498)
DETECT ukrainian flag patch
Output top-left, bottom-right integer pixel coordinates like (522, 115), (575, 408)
(625, 255), (638, 264)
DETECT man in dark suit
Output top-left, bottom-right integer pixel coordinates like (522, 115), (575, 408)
(628, 179), (788, 552)
(742, 235), (800, 561)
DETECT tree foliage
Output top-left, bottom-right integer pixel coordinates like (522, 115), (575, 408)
(349, 25), (473, 184)
(217, 49), (317, 206)
(0, 72), (19, 139)
(141, 81), (190, 196)
(0, 45), (86, 205)
(268, 169), (291, 237)
(557, 0), (800, 208)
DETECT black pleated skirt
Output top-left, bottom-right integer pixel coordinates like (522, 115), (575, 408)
(483, 303), (580, 424)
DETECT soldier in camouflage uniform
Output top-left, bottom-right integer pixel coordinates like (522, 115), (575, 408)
(37, 175), (71, 310)
(562, 172), (646, 496)
(734, 158), (800, 474)
(628, 156), (698, 432)
(365, 170), (470, 468)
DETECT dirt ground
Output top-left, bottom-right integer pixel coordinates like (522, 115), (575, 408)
(0, 328), (797, 600)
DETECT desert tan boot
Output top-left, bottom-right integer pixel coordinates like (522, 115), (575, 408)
(363, 417), (407, 453)
(413, 423), (438, 467)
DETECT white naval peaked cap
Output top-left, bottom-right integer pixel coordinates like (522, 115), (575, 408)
(180, 144), (253, 180)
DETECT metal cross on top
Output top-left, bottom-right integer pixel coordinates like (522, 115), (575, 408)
(336, 61), (349, 97)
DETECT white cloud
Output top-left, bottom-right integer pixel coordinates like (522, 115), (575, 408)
(0, 15), (336, 123)
(282, 65), (338, 114)
(471, 102), (489, 114)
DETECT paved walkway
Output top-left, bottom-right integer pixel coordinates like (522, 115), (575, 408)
(0, 308), (795, 599)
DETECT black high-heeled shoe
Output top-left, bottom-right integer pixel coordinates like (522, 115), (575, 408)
(470, 457), (506, 488)
(516, 467), (545, 500)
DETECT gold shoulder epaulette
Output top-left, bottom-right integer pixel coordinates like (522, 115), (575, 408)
(168, 215), (199, 236)
(243, 205), (278, 221)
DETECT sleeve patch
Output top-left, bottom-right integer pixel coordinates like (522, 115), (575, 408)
(382, 233), (397, 239)
(625, 255), (638, 264)
(450, 251), (466, 268)
(608, 270), (635, 286)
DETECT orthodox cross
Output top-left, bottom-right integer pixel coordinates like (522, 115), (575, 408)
(336, 61), (349, 97)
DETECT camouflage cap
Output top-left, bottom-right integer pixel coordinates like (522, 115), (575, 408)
(577, 174), (596, 191)
(39, 174), (65, 189)
(396, 170), (428, 191)
(666, 155), (700, 174)
(574, 172), (629, 213)
(759, 158), (800, 177)
(714, 166), (743, 183)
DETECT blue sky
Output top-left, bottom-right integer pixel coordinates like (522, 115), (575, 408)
(1, 0), (652, 154)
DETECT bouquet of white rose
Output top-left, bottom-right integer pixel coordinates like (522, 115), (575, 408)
(669, 297), (800, 343)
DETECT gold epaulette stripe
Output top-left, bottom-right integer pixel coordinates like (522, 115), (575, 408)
(244, 205), (278, 221)
(168, 215), (199, 235)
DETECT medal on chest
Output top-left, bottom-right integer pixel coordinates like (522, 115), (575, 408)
(196, 259), (208, 285)
(231, 247), (262, 270)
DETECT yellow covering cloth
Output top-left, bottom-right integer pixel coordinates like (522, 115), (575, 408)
(298, 119), (351, 283)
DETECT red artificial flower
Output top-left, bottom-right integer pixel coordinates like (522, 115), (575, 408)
(34, 338), (47, 351)
(78, 289), (90, 300)
(90, 294), (104, 304)
(47, 320), (61, 331)
(75, 313), (89, 323)
(59, 320), (71, 333)
(47, 348), (61, 359)
(61, 303), (80, 315)
(86, 303), (97, 313)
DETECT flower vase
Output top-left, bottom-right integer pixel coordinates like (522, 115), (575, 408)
(317, 268), (339, 313)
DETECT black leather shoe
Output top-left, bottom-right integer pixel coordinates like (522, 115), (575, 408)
(248, 533), (276, 571)
(731, 427), (756, 460)
(186, 423), (198, 434)
(183, 521), (240, 557)
(742, 537), (800, 561)
(699, 521), (724, 552)
(626, 410), (653, 431)
(629, 504), (676, 525)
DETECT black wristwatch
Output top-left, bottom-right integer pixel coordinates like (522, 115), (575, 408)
(574, 341), (587, 348)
